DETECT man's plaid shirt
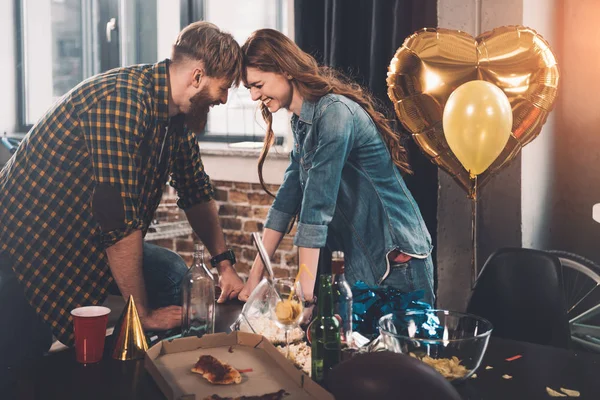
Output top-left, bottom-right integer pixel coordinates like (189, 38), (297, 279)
(0, 60), (214, 345)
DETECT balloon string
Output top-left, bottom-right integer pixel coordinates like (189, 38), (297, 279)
(471, 176), (479, 289)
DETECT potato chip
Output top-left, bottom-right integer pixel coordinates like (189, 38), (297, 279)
(470, 374), (477, 379)
(502, 374), (512, 380)
(560, 388), (581, 397)
(546, 387), (567, 397)
(419, 355), (469, 380)
(485, 366), (493, 370)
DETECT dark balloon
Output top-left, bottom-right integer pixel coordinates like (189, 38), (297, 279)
(326, 351), (462, 400)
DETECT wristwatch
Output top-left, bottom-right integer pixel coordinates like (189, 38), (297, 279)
(210, 249), (236, 268)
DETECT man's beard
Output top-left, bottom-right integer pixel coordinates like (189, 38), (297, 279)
(185, 88), (215, 134)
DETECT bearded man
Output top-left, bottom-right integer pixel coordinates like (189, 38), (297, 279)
(0, 21), (244, 381)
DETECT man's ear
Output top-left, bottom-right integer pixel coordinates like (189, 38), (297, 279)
(193, 73), (202, 87)
(192, 67), (204, 88)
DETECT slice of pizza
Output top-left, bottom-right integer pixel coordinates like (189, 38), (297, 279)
(191, 355), (242, 385)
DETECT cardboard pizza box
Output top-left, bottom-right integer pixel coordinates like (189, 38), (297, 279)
(145, 331), (334, 400)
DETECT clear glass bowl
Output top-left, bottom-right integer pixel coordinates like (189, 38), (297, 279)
(376, 309), (493, 383)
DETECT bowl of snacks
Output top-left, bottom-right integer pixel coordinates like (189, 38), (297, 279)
(374, 309), (493, 383)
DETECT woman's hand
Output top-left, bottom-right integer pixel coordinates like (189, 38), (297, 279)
(301, 304), (315, 327)
(238, 265), (264, 302)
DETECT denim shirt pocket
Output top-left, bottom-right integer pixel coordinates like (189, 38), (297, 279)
(380, 260), (417, 292)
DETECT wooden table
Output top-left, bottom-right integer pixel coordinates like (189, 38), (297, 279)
(10, 301), (600, 400)
(455, 336), (600, 399)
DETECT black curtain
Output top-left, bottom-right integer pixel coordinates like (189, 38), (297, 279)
(294, 0), (439, 270)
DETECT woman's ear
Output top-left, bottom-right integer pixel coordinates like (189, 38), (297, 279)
(285, 73), (293, 80)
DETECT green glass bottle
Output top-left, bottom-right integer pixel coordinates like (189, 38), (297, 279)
(310, 248), (341, 386)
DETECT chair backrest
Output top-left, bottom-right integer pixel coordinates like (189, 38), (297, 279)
(466, 247), (571, 348)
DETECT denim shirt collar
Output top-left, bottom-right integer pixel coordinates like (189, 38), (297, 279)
(298, 98), (317, 125)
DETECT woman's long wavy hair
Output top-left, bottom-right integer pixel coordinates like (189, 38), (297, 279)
(242, 29), (411, 197)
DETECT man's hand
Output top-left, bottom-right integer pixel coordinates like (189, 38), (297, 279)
(217, 266), (244, 303)
(139, 306), (182, 331)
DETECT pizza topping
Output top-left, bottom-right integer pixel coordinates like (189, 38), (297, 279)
(196, 355), (228, 382)
(192, 355), (242, 385)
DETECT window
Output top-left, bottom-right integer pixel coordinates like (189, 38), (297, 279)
(20, 0), (89, 126)
(18, 0), (292, 146)
(18, 0), (176, 129)
(195, 0), (292, 145)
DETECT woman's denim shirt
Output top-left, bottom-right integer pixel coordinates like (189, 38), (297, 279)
(264, 94), (432, 286)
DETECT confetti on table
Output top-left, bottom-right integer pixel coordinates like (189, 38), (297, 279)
(485, 366), (494, 370)
(505, 354), (522, 362)
(502, 374), (513, 380)
(560, 387), (581, 397)
(546, 387), (567, 397)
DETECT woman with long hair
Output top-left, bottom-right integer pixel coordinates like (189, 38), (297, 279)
(238, 29), (434, 306)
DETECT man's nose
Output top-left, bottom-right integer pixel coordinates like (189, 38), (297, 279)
(250, 87), (261, 101)
(220, 91), (229, 105)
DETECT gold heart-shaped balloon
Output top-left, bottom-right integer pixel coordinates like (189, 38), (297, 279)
(387, 26), (559, 198)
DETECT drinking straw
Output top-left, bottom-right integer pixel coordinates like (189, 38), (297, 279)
(288, 264), (314, 301)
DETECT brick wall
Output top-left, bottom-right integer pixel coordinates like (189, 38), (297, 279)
(146, 181), (299, 279)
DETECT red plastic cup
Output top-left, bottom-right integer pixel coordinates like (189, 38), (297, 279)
(71, 306), (111, 364)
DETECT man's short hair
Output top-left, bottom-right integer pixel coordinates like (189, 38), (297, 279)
(172, 21), (242, 86)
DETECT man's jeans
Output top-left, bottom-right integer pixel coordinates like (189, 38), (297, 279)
(0, 242), (188, 389)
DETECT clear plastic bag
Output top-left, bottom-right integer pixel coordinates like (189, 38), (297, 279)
(230, 278), (304, 344)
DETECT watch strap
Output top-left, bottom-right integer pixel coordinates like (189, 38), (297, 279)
(210, 249), (236, 267)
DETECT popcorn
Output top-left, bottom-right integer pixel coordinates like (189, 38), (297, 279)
(238, 314), (304, 345)
(276, 342), (311, 375)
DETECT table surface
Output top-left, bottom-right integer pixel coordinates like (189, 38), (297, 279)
(11, 301), (600, 400)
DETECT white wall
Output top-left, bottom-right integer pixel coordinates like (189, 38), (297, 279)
(553, 0), (600, 261)
(0, 0), (16, 133)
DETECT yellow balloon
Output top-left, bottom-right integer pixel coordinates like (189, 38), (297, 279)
(443, 81), (513, 176)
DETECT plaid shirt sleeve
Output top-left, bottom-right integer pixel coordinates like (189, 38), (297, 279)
(170, 128), (214, 209)
(82, 92), (150, 247)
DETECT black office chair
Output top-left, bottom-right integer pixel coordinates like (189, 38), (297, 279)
(466, 247), (571, 348)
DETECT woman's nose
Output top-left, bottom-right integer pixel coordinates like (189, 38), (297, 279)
(250, 87), (261, 101)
